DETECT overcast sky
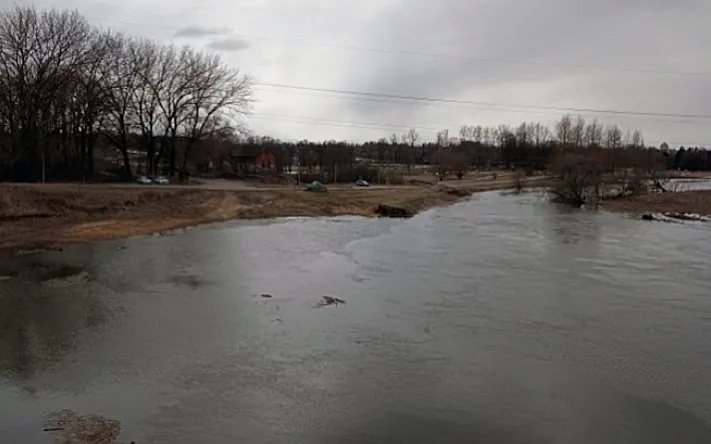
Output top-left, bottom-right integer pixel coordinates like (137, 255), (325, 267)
(19, 0), (711, 146)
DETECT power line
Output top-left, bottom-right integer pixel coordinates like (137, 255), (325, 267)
(86, 17), (711, 78)
(250, 112), (441, 133)
(252, 85), (711, 145)
(248, 112), (709, 147)
(255, 83), (711, 121)
(76, 17), (711, 145)
(253, 86), (707, 126)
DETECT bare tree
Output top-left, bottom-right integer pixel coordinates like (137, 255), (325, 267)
(70, 30), (116, 180)
(548, 147), (608, 206)
(571, 115), (586, 148)
(101, 34), (142, 178)
(0, 6), (254, 183)
(603, 124), (623, 173)
(604, 124), (623, 150)
(516, 122), (529, 147)
(459, 125), (474, 142)
(472, 125), (484, 143)
(496, 124), (510, 167)
(555, 114), (573, 147)
(441, 151), (470, 179)
(177, 51), (252, 180)
(584, 119), (603, 148)
(532, 122), (550, 147)
(436, 129), (450, 147)
(0, 6), (94, 180)
(630, 129), (644, 148)
(151, 46), (199, 176)
(387, 133), (399, 164)
(402, 128), (419, 173)
(435, 129), (450, 180)
(482, 126), (492, 146)
(0, 8), (685, 196)
(130, 39), (163, 176)
(640, 148), (670, 192)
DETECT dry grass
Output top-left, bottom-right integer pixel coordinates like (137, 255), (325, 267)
(0, 176), (545, 251)
(603, 190), (711, 216)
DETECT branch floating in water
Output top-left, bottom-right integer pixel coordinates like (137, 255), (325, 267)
(315, 295), (346, 307)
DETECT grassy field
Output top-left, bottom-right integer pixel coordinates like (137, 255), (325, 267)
(0, 173), (544, 252)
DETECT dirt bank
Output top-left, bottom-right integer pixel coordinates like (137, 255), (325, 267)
(0, 176), (548, 252)
(603, 190), (711, 216)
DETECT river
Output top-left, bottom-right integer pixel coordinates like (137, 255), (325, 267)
(1, 190), (711, 443)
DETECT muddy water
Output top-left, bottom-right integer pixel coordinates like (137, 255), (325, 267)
(2, 191), (711, 443)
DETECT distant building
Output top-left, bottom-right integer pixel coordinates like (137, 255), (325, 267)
(256, 152), (276, 169)
(230, 147), (276, 174)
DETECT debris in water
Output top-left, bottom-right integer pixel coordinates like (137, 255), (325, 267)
(261, 293), (273, 298)
(663, 212), (711, 222)
(640, 212), (711, 223)
(40, 267), (92, 286)
(14, 246), (63, 256)
(315, 295), (346, 308)
(375, 204), (412, 218)
(43, 409), (122, 444)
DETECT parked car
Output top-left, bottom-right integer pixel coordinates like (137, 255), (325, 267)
(305, 181), (328, 192)
(152, 176), (170, 185)
(355, 179), (370, 187)
(136, 175), (152, 185)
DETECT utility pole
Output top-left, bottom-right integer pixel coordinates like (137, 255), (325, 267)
(41, 148), (46, 183)
(437, 142), (442, 181)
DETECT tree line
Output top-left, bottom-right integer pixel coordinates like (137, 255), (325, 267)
(0, 6), (252, 182)
(210, 115), (710, 183)
(0, 6), (708, 185)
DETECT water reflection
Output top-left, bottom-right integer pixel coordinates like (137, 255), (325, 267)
(0, 247), (105, 388)
(1, 193), (711, 443)
(0, 276), (107, 387)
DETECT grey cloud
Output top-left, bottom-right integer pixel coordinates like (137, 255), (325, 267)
(332, 0), (711, 143)
(206, 38), (251, 52)
(174, 25), (231, 38)
(116, 0), (711, 143)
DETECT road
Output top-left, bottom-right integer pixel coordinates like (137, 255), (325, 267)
(1, 174), (552, 192)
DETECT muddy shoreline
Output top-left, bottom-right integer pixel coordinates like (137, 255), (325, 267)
(0, 177), (547, 253)
(4, 177), (707, 254)
(602, 190), (711, 218)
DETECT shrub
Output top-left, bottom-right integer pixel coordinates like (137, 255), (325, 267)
(548, 148), (607, 206)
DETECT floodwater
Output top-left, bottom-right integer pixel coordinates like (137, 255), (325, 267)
(1, 190), (711, 444)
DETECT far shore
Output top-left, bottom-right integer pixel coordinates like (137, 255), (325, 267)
(602, 189), (711, 217)
(0, 174), (550, 253)
(2, 174), (710, 254)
